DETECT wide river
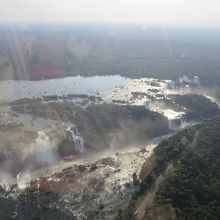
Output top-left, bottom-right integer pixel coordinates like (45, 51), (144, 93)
(0, 75), (129, 102)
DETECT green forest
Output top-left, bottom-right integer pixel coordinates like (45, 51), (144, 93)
(117, 117), (220, 220)
(156, 117), (220, 220)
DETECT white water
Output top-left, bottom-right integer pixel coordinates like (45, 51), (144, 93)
(66, 126), (85, 153)
(168, 119), (176, 130)
(168, 117), (187, 130)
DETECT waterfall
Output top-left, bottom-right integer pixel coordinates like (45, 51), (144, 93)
(180, 118), (185, 127)
(37, 178), (40, 208)
(66, 126), (85, 153)
(180, 115), (188, 128)
(168, 119), (176, 130)
(168, 115), (187, 130)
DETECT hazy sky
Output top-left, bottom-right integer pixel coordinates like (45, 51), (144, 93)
(1, 0), (220, 26)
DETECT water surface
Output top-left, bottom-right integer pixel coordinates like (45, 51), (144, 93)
(0, 75), (129, 102)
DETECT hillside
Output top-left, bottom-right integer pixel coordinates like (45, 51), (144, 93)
(117, 117), (220, 220)
(155, 117), (220, 220)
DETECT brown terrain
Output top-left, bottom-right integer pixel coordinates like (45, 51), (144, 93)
(136, 163), (175, 220)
